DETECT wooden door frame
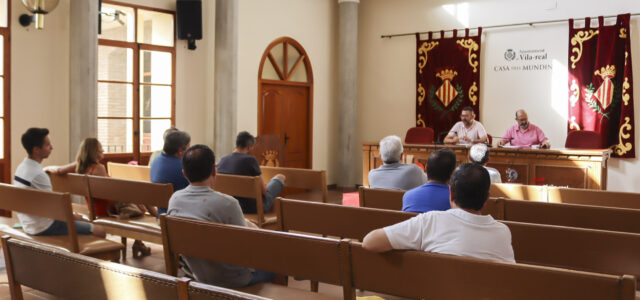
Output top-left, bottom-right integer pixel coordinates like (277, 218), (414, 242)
(257, 37), (314, 168)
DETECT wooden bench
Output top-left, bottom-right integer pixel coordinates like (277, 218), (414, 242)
(49, 172), (93, 220)
(348, 241), (636, 300)
(276, 198), (640, 289)
(548, 186), (640, 210)
(0, 183), (122, 261)
(260, 166), (328, 202)
(87, 175), (173, 258)
(357, 186), (404, 210)
(160, 214), (351, 300)
(489, 183), (547, 202)
(213, 174), (274, 228)
(107, 162), (151, 182)
(482, 197), (640, 235)
(1, 236), (269, 300)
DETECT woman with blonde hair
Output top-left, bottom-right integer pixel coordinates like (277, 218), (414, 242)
(47, 137), (153, 258)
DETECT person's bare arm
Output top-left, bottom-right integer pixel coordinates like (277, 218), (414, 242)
(92, 164), (108, 176)
(44, 162), (76, 174)
(362, 229), (393, 252)
(473, 135), (488, 144)
(245, 219), (259, 229)
(443, 135), (459, 144)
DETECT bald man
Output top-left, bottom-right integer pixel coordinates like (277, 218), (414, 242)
(498, 110), (550, 148)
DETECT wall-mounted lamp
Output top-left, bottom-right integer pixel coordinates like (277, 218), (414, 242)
(19, 0), (60, 29)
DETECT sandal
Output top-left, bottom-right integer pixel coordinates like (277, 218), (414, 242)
(132, 240), (151, 258)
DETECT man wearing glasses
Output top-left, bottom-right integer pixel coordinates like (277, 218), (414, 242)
(444, 106), (488, 145)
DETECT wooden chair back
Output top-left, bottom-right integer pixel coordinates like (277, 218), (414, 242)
(276, 198), (414, 240)
(548, 187), (640, 210)
(107, 162), (151, 182)
(87, 175), (173, 208)
(160, 215), (351, 299)
(504, 220), (640, 287)
(1, 237), (266, 300)
(358, 186), (405, 210)
(0, 183), (79, 252)
(489, 183), (547, 201)
(348, 242), (635, 300)
(260, 166), (328, 202)
(212, 174), (267, 226)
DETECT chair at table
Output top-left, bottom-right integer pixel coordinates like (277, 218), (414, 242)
(565, 131), (602, 149)
(405, 127), (434, 144)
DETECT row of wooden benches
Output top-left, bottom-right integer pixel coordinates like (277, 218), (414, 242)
(5, 204), (637, 300)
(158, 205), (639, 300)
(106, 162), (329, 228)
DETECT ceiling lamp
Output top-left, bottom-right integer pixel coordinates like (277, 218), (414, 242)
(19, 0), (60, 29)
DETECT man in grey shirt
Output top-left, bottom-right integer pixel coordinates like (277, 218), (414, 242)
(167, 144), (273, 288)
(368, 135), (427, 190)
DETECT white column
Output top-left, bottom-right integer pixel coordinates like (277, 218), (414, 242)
(69, 0), (98, 161)
(213, 0), (238, 159)
(338, 0), (359, 187)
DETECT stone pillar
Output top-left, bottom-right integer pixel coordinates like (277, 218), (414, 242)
(69, 0), (98, 161)
(213, 0), (238, 159)
(338, 0), (358, 187)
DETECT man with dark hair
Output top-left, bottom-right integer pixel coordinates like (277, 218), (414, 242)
(151, 130), (191, 214)
(14, 128), (106, 237)
(469, 143), (501, 183)
(401, 148), (456, 213)
(167, 145), (273, 288)
(444, 106), (488, 144)
(362, 163), (514, 263)
(217, 131), (286, 213)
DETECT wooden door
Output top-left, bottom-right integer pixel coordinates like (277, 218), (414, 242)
(260, 84), (310, 168)
(258, 37), (313, 169)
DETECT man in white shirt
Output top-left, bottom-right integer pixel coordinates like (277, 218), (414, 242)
(362, 163), (515, 263)
(14, 128), (105, 237)
(468, 143), (501, 184)
(368, 135), (427, 190)
(443, 106), (488, 145)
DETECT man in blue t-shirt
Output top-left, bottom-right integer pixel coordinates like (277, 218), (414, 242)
(217, 131), (286, 214)
(150, 130), (191, 214)
(402, 148), (456, 213)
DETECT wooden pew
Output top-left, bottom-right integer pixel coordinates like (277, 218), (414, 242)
(260, 166), (328, 202)
(160, 215), (351, 300)
(348, 242), (635, 300)
(276, 198), (640, 288)
(213, 174), (274, 228)
(0, 183), (122, 261)
(87, 175), (173, 258)
(357, 186), (404, 210)
(107, 162), (151, 182)
(49, 172), (94, 220)
(483, 198), (640, 235)
(276, 197), (413, 240)
(548, 186), (640, 210)
(489, 183), (547, 201)
(1, 236), (269, 300)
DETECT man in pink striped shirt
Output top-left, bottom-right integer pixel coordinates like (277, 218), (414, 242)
(498, 109), (550, 148)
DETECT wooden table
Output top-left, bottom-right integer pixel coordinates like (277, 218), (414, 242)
(362, 143), (611, 190)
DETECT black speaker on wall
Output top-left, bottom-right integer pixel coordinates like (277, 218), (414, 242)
(177, 0), (202, 50)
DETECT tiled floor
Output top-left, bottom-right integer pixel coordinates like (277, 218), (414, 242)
(0, 189), (412, 299)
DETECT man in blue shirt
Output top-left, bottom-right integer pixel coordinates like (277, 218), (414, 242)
(402, 148), (456, 213)
(150, 130), (191, 214)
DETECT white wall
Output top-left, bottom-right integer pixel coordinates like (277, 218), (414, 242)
(10, 0), (214, 174)
(237, 0), (339, 183)
(358, 0), (640, 192)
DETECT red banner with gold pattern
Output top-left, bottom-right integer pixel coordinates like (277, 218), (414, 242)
(568, 14), (634, 158)
(416, 28), (482, 140)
